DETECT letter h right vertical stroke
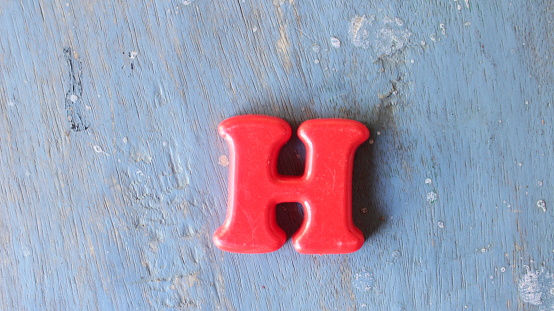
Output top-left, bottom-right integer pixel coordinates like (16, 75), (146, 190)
(213, 115), (369, 254)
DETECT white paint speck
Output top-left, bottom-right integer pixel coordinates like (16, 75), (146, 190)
(93, 145), (110, 156)
(391, 17), (404, 26)
(425, 178), (432, 184)
(518, 162), (523, 167)
(537, 200), (547, 212)
(457, 3), (462, 10)
(439, 23), (446, 36)
(525, 100), (530, 105)
(376, 131), (381, 135)
(464, 22), (471, 26)
(353, 269), (376, 291)
(537, 180), (543, 187)
(348, 15), (411, 58)
(22, 246), (31, 257)
(69, 94), (78, 102)
(183, 0), (192, 5)
(219, 155), (229, 166)
(330, 36), (341, 48)
(130, 51), (138, 59)
(122, 137), (128, 144)
(437, 221), (445, 228)
(501, 267), (506, 273)
(427, 191), (438, 204)
(252, 27), (258, 32)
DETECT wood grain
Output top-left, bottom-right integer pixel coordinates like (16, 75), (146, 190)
(0, 0), (552, 310)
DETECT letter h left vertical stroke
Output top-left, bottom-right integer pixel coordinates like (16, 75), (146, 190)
(213, 115), (369, 254)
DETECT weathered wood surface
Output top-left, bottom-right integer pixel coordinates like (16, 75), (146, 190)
(0, 0), (552, 310)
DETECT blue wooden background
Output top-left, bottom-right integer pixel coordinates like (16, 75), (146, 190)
(0, 0), (553, 310)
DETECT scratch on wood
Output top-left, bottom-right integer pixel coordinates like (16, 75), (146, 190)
(275, 5), (292, 73)
(63, 47), (90, 132)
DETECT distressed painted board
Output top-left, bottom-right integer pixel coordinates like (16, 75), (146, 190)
(0, 0), (553, 310)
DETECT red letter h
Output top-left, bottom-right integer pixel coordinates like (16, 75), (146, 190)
(214, 115), (369, 254)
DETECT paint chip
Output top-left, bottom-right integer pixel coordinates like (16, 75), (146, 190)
(427, 191), (438, 204)
(348, 15), (411, 58)
(219, 155), (229, 166)
(330, 36), (341, 48)
(518, 268), (554, 308)
(537, 200), (547, 212)
(425, 178), (432, 184)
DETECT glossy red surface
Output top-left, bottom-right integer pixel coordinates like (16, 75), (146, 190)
(213, 115), (369, 254)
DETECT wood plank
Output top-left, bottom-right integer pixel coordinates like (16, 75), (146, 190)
(0, 0), (552, 309)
